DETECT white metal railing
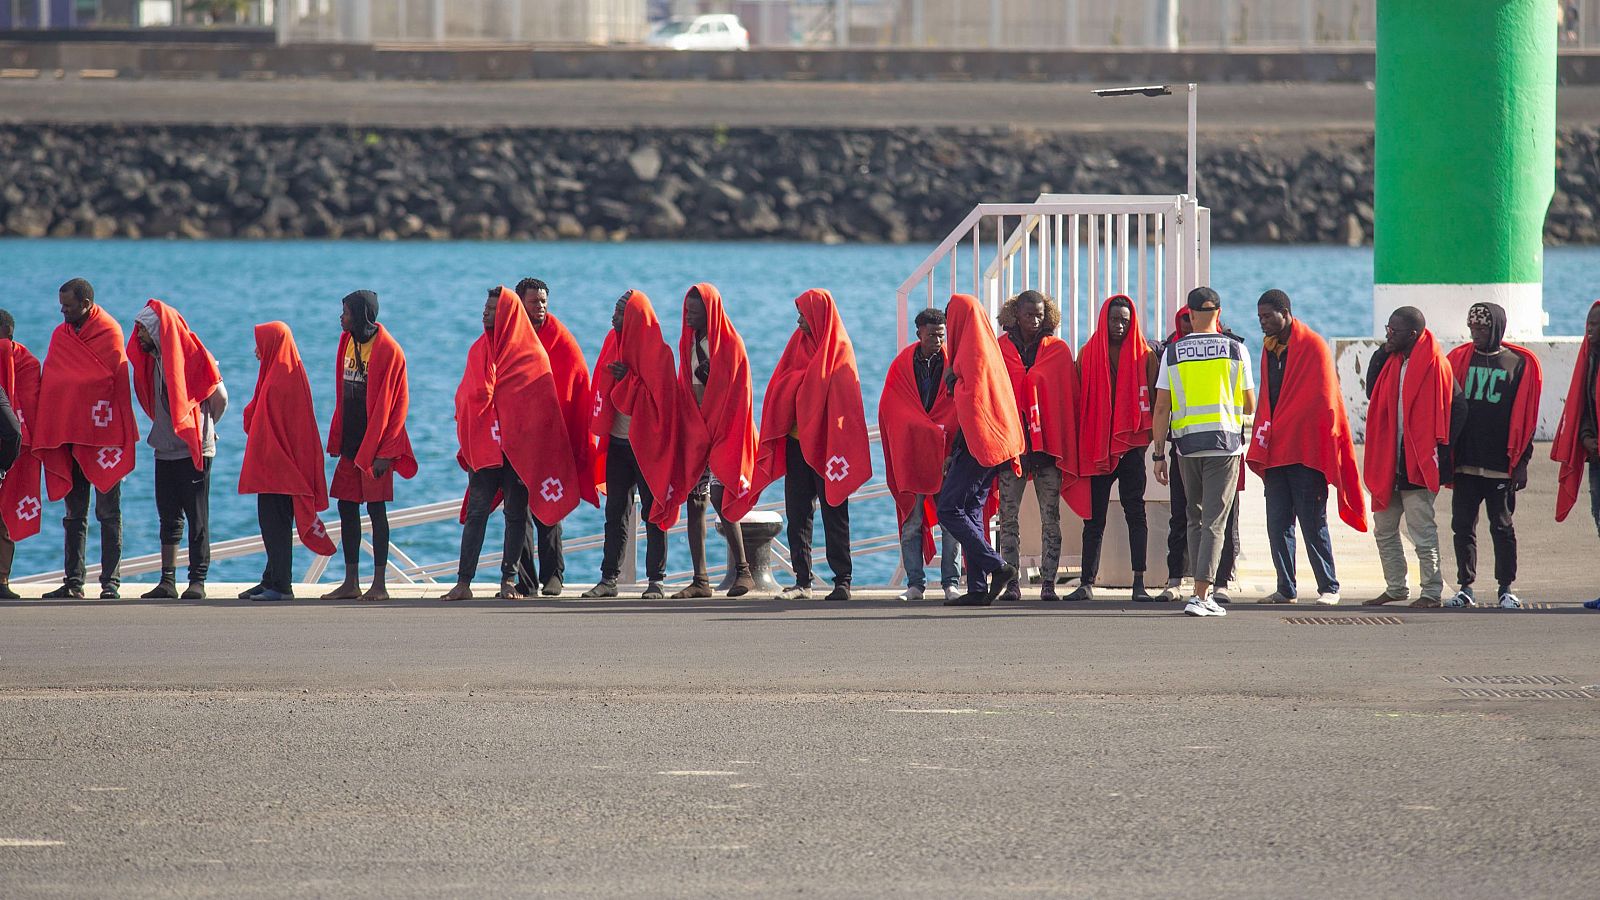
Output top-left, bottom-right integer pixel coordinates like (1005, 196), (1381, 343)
(18, 427), (913, 587)
(895, 193), (1211, 346)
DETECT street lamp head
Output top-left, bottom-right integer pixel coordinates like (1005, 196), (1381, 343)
(1092, 85), (1173, 98)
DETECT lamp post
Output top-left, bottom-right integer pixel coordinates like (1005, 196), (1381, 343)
(1091, 83), (1198, 200)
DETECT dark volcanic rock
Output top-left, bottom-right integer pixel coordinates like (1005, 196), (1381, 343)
(0, 123), (1593, 244)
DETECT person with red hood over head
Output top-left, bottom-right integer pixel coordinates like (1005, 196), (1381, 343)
(322, 289), (418, 602)
(237, 322), (336, 602)
(443, 287), (582, 602)
(1441, 302), (1541, 610)
(675, 283), (759, 599)
(1072, 294), (1159, 602)
(1552, 301), (1600, 611)
(1156, 306), (1244, 602)
(0, 309), (41, 600)
(747, 289), (871, 602)
(583, 290), (704, 600)
(508, 276), (593, 598)
(939, 293), (1025, 607)
(35, 278), (138, 600)
(128, 299), (227, 601)
(1250, 290), (1366, 607)
(1361, 306), (1465, 609)
(879, 306), (963, 603)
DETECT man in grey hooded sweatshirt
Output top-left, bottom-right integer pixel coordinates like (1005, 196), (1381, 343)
(133, 304), (227, 600)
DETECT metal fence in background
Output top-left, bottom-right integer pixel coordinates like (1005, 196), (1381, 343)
(8, 1), (1600, 51)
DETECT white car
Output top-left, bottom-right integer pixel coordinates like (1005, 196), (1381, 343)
(646, 14), (750, 51)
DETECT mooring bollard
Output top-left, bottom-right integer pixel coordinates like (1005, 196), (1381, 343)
(715, 511), (784, 594)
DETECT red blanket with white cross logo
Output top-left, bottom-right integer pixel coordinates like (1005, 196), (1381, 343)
(33, 304), (139, 498)
(746, 289), (872, 509)
(999, 330), (1091, 519)
(487, 286), (581, 525)
(1246, 317), (1367, 531)
(0, 339), (43, 540)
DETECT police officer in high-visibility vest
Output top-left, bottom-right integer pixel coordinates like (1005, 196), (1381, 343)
(1151, 287), (1257, 618)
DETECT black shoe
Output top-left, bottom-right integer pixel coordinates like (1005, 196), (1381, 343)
(1064, 584), (1094, 602)
(0, 583), (19, 600)
(238, 583), (266, 600)
(541, 577), (563, 597)
(944, 591), (993, 607)
(142, 582), (178, 600)
(999, 580), (1021, 602)
(641, 582), (666, 599)
(100, 587), (120, 600)
(251, 588), (294, 602)
(825, 586), (851, 602)
(984, 565), (1017, 604)
(43, 584), (84, 599)
(581, 580), (618, 599)
(181, 583), (206, 600)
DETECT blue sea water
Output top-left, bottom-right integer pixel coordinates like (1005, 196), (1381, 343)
(1, 239), (1597, 587)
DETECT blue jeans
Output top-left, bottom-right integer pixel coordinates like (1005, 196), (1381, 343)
(1264, 463), (1339, 597)
(937, 443), (1005, 593)
(898, 496), (961, 590)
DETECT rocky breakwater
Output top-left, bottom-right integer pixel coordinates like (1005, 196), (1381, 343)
(3, 124), (1599, 244)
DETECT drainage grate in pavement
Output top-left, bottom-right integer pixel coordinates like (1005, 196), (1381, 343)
(1283, 616), (1404, 625)
(1456, 688), (1598, 700)
(1442, 675), (1574, 686)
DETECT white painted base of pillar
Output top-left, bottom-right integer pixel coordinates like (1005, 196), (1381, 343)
(1372, 282), (1547, 343)
(1334, 336), (1580, 442)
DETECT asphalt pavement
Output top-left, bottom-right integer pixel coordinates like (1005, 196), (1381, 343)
(4, 574), (1599, 896)
(2, 78), (1597, 132)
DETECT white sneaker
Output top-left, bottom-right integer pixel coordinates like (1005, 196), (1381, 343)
(1315, 592), (1341, 606)
(1498, 592), (1523, 609)
(943, 584), (962, 603)
(1444, 589), (1477, 608)
(897, 586), (925, 602)
(1262, 592), (1295, 604)
(777, 585), (811, 601)
(1183, 596), (1227, 617)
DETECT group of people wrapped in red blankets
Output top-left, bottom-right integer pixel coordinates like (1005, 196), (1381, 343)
(0, 276), (1590, 610)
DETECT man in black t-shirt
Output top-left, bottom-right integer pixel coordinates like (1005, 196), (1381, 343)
(1446, 302), (1542, 610)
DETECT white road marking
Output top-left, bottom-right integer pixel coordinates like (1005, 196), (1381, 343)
(0, 838), (65, 847)
(82, 786), (127, 792)
(657, 770), (739, 776)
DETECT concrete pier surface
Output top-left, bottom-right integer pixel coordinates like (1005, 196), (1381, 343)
(4, 77), (1600, 132)
(3, 448), (1599, 897)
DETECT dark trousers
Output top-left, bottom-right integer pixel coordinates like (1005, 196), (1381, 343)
(257, 493), (295, 593)
(154, 456), (212, 582)
(515, 517), (564, 589)
(1165, 458), (1239, 585)
(784, 437), (852, 588)
(1452, 472), (1517, 591)
(337, 499), (389, 579)
(601, 437), (667, 583)
(1263, 463), (1339, 597)
(458, 461), (531, 584)
(1081, 449), (1148, 584)
(63, 459), (122, 591)
(936, 442), (1005, 593)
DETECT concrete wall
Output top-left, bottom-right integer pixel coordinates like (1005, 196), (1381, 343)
(1335, 338), (1579, 443)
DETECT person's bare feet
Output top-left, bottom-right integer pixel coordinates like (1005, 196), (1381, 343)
(440, 582), (473, 602)
(359, 585), (390, 602)
(494, 580), (521, 599)
(320, 582), (361, 600)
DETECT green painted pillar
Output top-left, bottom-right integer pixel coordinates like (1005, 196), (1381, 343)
(1375, 0), (1555, 340)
